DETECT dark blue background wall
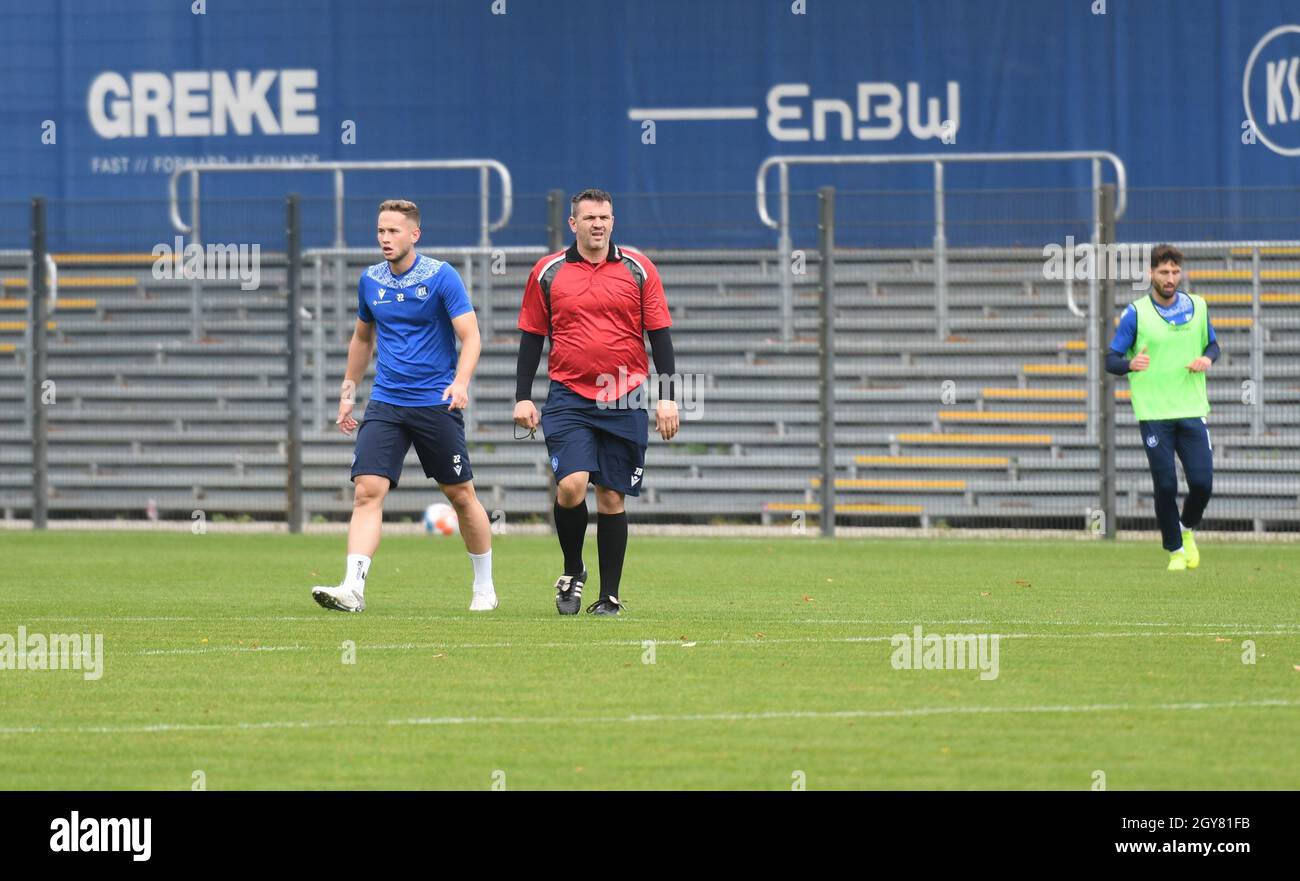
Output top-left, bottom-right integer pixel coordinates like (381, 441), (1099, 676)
(1, 0), (1297, 249)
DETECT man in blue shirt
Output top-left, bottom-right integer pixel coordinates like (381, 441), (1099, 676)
(312, 199), (496, 612)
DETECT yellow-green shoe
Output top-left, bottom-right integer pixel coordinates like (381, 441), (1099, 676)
(1182, 530), (1200, 569)
(1167, 551), (1188, 572)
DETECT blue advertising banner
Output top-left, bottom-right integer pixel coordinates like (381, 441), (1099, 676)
(1, 0), (1297, 248)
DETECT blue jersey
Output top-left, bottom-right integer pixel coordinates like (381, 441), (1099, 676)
(1109, 291), (1217, 354)
(357, 254), (474, 407)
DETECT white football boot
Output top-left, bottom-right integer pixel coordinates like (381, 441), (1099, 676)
(469, 587), (499, 612)
(311, 584), (366, 613)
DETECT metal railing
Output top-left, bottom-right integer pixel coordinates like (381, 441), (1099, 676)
(168, 158), (514, 246)
(166, 158), (515, 340)
(756, 151), (1129, 342)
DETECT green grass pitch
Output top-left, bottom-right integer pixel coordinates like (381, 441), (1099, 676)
(1, 530), (1297, 790)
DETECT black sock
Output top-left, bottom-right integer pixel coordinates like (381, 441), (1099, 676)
(597, 511), (628, 600)
(553, 500), (587, 575)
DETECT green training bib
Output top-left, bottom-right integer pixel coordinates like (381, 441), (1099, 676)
(1124, 293), (1210, 421)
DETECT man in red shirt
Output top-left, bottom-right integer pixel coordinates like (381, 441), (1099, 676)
(514, 188), (679, 615)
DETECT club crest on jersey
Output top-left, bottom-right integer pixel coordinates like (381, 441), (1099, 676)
(1146, 435), (1158, 448)
(416, 284), (430, 300)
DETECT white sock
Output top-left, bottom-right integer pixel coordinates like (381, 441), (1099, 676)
(1179, 521), (1189, 533)
(343, 554), (371, 594)
(1171, 547), (1184, 555)
(469, 550), (494, 591)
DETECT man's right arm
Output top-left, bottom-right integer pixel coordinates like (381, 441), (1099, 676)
(513, 330), (545, 429)
(1105, 305), (1139, 375)
(513, 266), (550, 429)
(339, 319), (375, 434)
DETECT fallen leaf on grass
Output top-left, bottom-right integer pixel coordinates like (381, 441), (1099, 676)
(1214, 637), (1231, 643)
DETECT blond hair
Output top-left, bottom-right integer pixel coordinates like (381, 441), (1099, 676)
(377, 199), (420, 226)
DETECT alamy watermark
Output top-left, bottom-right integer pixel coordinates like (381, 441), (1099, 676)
(151, 235), (261, 291)
(890, 625), (999, 681)
(1043, 237), (1152, 292)
(50, 812), (150, 861)
(594, 367), (705, 419)
(0, 626), (104, 680)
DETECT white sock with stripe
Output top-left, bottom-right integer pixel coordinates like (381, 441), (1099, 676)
(343, 554), (370, 594)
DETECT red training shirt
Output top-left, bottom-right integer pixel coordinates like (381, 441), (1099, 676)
(518, 242), (671, 402)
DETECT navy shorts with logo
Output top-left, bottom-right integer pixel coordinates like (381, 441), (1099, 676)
(351, 400), (472, 489)
(541, 383), (649, 496)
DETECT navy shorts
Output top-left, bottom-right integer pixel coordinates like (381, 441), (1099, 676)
(541, 383), (649, 496)
(351, 400), (472, 489)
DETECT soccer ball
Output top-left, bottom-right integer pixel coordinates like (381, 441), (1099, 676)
(422, 502), (458, 536)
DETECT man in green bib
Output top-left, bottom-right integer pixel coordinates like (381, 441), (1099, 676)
(1106, 244), (1220, 571)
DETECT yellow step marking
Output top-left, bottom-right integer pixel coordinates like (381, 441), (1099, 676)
(1228, 247), (1300, 256)
(897, 432), (1053, 444)
(0, 297), (97, 310)
(854, 455), (1009, 467)
(53, 253), (164, 264)
(0, 320), (56, 331)
(3, 276), (135, 289)
(984, 387), (1087, 400)
(1188, 269), (1300, 281)
(1023, 363), (1086, 375)
(940, 410), (1086, 423)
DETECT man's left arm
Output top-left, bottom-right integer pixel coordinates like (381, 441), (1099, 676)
(647, 327), (678, 440)
(642, 259), (678, 440)
(1188, 314), (1219, 373)
(444, 311), (481, 409)
(441, 268), (480, 409)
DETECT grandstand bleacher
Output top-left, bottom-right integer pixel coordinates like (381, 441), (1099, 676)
(3, 242), (1297, 531)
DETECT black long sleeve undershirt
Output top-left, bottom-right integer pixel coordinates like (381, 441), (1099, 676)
(647, 327), (676, 401)
(515, 331), (545, 402)
(514, 328), (679, 402)
(1106, 339), (1221, 376)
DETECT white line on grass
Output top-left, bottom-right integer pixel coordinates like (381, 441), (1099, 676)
(13, 615), (477, 623)
(1, 699), (1297, 737)
(16, 615), (1299, 629)
(134, 628), (1300, 656)
(790, 619), (1300, 628)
